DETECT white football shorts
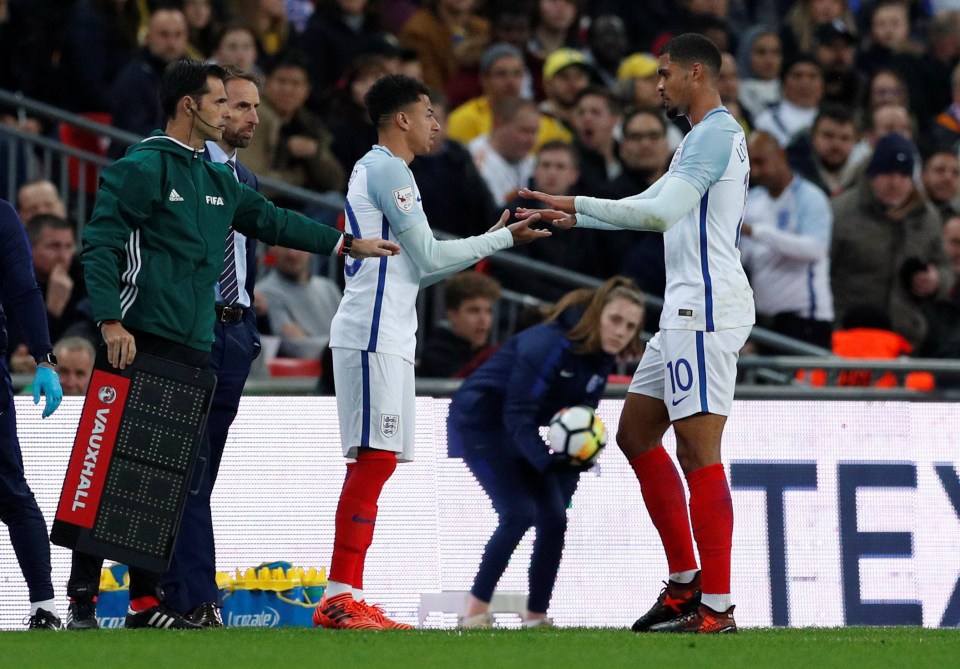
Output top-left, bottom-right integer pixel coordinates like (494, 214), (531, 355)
(628, 326), (752, 421)
(332, 347), (415, 462)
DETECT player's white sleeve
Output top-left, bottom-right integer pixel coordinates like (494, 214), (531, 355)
(397, 222), (513, 276)
(572, 172), (672, 230)
(571, 214), (621, 230)
(419, 258), (484, 288)
(574, 175), (702, 232)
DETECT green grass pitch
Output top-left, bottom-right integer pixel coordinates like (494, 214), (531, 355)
(2, 627), (957, 669)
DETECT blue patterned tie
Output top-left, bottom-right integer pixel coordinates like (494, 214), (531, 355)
(219, 159), (240, 304)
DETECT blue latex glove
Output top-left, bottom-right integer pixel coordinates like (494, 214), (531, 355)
(33, 365), (63, 418)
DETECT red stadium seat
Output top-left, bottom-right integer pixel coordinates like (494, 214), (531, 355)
(58, 113), (111, 194)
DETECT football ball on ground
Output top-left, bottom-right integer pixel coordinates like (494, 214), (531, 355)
(547, 406), (607, 466)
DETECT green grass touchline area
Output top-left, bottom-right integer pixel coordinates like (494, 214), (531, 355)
(1, 627), (957, 669)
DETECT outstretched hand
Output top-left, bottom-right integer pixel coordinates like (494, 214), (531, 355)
(517, 189), (576, 214)
(350, 237), (401, 258)
(515, 207), (577, 230)
(506, 212), (551, 246)
(487, 209), (510, 232)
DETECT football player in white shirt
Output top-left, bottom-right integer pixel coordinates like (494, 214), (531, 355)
(316, 75), (549, 631)
(518, 34), (753, 634)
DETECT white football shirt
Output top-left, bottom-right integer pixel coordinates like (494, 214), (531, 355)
(330, 145), (512, 362)
(655, 107), (755, 332)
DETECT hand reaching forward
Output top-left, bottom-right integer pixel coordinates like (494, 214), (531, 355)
(517, 189), (576, 214)
(349, 237), (401, 258)
(514, 206), (578, 230)
(486, 209), (551, 245)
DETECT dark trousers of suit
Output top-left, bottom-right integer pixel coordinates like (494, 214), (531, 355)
(159, 316), (257, 613)
(0, 359), (54, 602)
(68, 331), (211, 601)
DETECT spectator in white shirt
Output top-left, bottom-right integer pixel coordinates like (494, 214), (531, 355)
(469, 96), (540, 206)
(754, 54), (824, 147)
(741, 131), (835, 348)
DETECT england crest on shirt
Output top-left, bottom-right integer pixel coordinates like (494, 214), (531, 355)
(393, 185), (415, 212)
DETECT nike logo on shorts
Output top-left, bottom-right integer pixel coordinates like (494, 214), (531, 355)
(672, 395), (690, 406)
(352, 514), (375, 523)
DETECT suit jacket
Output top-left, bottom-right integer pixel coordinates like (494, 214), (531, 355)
(204, 148), (261, 351)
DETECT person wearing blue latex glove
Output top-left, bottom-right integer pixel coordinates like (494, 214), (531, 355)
(32, 363), (62, 418)
(0, 198), (64, 629)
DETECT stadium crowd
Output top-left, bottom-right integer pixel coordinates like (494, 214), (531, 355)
(4, 0), (960, 381)
(1, 0), (959, 386)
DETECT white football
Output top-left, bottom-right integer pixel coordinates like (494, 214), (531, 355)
(547, 405), (607, 465)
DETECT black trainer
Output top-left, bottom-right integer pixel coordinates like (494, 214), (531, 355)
(648, 604), (738, 634)
(26, 608), (62, 630)
(66, 598), (100, 630)
(188, 602), (224, 628)
(632, 572), (702, 632)
(125, 604), (202, 629)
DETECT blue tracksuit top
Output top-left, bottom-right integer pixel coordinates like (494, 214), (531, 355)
(447, 310), (615, 471)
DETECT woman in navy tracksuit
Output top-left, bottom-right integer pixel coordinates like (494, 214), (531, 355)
(447, 276), (645, 627)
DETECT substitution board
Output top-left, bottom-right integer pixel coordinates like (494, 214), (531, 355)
(51, 347), (216, 572)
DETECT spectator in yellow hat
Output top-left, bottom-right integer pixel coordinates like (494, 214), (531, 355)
(617, 52), (659, 109)
(447, 43), (576, 149)
(539, 47), (594, 144)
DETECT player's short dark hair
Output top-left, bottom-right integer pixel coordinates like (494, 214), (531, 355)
(444, 272), (502, 310)
(660, 33), (722, 79)
(26, 214), (73, 247)
(160, 59), (226, 120)
(365, 74), (432, 128)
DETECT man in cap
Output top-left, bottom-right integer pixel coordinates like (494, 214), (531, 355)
(539, 48), (595, 143)
(812, 19), (864, 108)
(618, 52), (660, 109)
(831, 133), (950, 347)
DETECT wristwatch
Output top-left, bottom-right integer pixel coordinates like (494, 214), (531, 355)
(340, 232), (354, 257)
(36, 352), (58, 367)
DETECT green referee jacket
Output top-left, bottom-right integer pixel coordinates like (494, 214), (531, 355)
(81, 131), (343, 351)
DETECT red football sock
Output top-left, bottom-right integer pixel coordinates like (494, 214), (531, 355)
(687, 463), (733, 595)
(629, 446), (698, 574)
(329, 450), (397, 589)
(129, 595), (159, 612)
